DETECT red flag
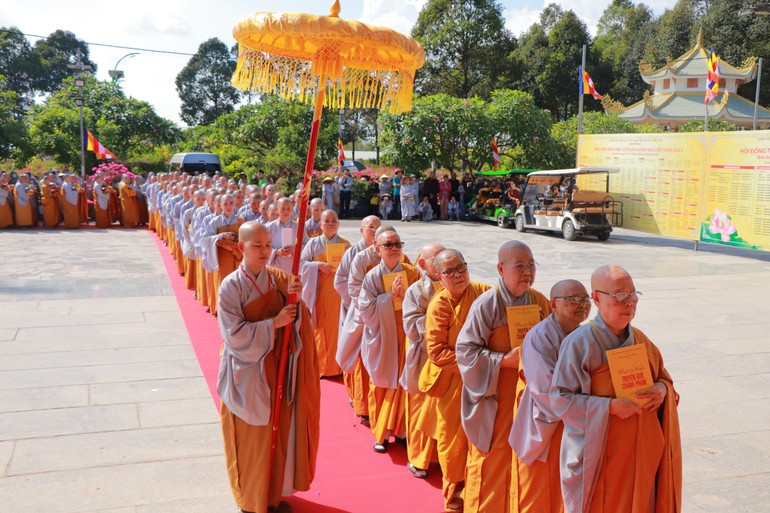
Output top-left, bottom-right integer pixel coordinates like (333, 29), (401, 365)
(86, 130), (115, 160)
(581, 69), (603, 100)
(491, 138), (500, 170)
(337, 138), (346, 166)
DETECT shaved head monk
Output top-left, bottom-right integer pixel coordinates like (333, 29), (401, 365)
(300, 209), (351, 377)
(334, 215), (382, 420)
(550, 265), (681, 513)
(456, 240), (551, 512)
(509, 279), (591, 513)
(425, 249), (491, 511)
(217, 221), (320, 513)
(400, 242), (445, 479)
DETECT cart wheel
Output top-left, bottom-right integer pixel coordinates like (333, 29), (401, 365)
(597, 231), (610, 241)
(497, 212), (509, 228)
(515, 215), (525, 232)
(562, 220), (577, 241)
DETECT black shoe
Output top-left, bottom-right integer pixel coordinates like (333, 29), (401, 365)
(395, 436), (407, 448)
(360, 415), (370, 427)
(373, 440), (388, 453)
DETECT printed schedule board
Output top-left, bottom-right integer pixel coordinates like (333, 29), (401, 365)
(577, 131), (770, 251)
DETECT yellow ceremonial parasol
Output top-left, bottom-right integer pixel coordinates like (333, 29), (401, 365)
(231, 0), (424, 495)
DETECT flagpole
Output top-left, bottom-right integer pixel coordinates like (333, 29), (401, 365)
(704, 99), (709, 132)
(753, 57), (763, 130)
(577, 44), (586, 135)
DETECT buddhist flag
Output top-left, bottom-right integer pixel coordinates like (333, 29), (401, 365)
(85, 130), (115, 160)
(491, 138), (500, 169)
(705, 47), (719, 104)
(580, 68), (603, 100)
(337, 138), (346, 167)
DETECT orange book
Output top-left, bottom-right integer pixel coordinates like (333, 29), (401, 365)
(383, 271), (408, 311)
(326, 243), (346, 269)
(606, 344), (653, 407)
(506, 304), (541, 350)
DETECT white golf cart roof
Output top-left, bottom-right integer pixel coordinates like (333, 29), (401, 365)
(526, 167), (621, 177)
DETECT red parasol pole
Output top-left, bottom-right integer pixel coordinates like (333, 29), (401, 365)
(267, 74), (327, 498)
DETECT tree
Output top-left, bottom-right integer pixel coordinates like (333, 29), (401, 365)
(411, 0), (517, 99)
(201, 96), (338, 186)
(0, 27), (41, 113)
(550, 112), (655, 167)
(379, 91), (555, 173)
(176, 38), (240, 126)
(0, 75), (30, 164)
(29, 75), (179, 169)
(32, 30), (96, 94)
(536, 11), (593, 119)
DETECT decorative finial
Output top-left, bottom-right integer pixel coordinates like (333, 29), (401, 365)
(696, 27), (703, 48)
(330, 0), (341, 18)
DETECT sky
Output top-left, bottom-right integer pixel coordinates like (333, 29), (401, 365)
(1, 0), (677, 127)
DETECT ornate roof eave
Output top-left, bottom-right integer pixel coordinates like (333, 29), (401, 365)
(638, 30), (757, 83)
(617, 92), (770, 122)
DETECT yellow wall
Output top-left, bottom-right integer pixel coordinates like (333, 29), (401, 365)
(577, 131), (770, 250)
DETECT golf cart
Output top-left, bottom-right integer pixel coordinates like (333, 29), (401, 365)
(470, 169), (534, 228)
(513, 167), (623, 241)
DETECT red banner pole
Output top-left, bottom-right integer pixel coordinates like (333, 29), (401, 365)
(266, 74), (327, 505)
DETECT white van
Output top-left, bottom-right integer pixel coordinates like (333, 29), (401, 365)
(168, 153), (222, 176)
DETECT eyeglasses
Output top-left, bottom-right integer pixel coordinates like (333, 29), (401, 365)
(504, 262), (538, 273)
(594, 290), (642, 303)
(379, 242), (405, 250)
(439, 263), (468, 278)
(554, 295), (592, 305)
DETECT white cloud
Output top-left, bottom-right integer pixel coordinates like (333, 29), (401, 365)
(359, 0), (426, 33)
(504, 7), (542, 38)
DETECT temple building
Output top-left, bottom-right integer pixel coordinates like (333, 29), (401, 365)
(605, 31), (770, 130)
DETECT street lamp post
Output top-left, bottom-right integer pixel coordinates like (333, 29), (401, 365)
(67, 49), (91, 180)
(109, 52), (139, 84)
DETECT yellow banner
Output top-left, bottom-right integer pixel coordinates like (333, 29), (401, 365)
(577, 133), (706, 240)
(700, 132), (770, 250)
(578, 131), (770, 250)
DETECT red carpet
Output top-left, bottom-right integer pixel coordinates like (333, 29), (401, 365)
(151, 231), (446, 513)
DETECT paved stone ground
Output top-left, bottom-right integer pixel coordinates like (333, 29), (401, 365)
(1, 221), (769, 512)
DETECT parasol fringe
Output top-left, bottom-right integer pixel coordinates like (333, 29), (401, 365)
(232, 49), (416, 114)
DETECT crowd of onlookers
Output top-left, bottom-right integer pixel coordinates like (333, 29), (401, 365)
(330, 168), (526, 223)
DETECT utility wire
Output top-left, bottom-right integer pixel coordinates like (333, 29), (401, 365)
(0, 27), (195, 57)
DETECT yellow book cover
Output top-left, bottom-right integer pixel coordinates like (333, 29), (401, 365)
(606, 344), (653, 407)
(506, 304), (541, 349)
(326, 243), (346, 269)
(383, 271), (408, 311)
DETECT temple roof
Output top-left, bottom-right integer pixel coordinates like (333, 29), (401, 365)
(639, 31), (757, 83)
(617, 92), (770, 124)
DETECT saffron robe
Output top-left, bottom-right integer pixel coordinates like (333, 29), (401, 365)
(333, 238), (367, 403)
(13, 182), (35, 227)
(550, 313), (682, 513)
(40, 183), (61, 228)
(509, 314), (568, 513)
(425, 281), (490, 510)
(206, 213), (244, 304)
(300, 234), (351, 377)
(0, 184), (13, 228)
(400, 274), (442, 471)
(456, 279), (550, 513)
(359, 260), (420, 444)
(93, 184), (114, 228)
(217, 265), (320, 512)
(119, 182), (139, 227)
(62, 182), (82, 229)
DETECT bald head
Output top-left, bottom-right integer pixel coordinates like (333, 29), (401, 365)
(433, 248), (462, 273)
(591, 264), (632, 292)
(360, 215), (382, 246)
(550, 279), (586, 300)
(417, 243), (447, 278)
(498, 240), (532, 264)
(375, 225), (397, 240)
(239, 220), (269, 242)
(310, 198), (323, 207)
